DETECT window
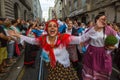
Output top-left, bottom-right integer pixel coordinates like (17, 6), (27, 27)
(92, 14), (95, 21)
(81, 0), (86, 8)
(74, 0), (78, 10)
(59, 10), (62, 14)
(65, 0), (67, 5)
(60, 2), (61, 5)
(69, 1), (71, 12)
(99, 12), (105, 15)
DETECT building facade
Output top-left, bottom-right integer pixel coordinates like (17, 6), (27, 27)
(61, 0), (120, 24)
(61, 0), (69, 19)
(48, 7), (54, 20)
(0, 0), (34, 20)
(86, 0), (120, 23)
(32, 0), (42, 22)
(61, 0), (81, 20)
(54, 0), (62, 19)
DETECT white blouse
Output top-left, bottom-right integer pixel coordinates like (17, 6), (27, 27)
(90, 29), (106, 47)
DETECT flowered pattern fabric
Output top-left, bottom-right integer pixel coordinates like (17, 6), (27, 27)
(46, 62), (79, 80)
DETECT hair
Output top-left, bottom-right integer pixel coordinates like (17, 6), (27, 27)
(4, 21), (11, 27)
(77, 22), (81, 26)
(74, 18), (77, 22)
(59, 18), (62, 21)
(86, 21), (94, 27)
(67, 20), (73, 24)
(64, 17), (70, 22)
(112, 23), (120, 32)
(0, 18), (6, 21)
(87, 21), (92, 26)
(11, 20), (17, 25)
(39, 23), (42, 26)
(95, 14), (105, 23)
(28, 24), (34, 29)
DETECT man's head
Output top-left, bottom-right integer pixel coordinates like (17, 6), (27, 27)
(67, 20), (73, 30)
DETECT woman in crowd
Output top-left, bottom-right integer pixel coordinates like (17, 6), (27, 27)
(8, 19), (99, 80)
(112, 23), (120, 79)
(24, 23), (39, 67)
(82, 14), (117, 80)
(0, 18), (12, 72)
(3, 20), (17, 64)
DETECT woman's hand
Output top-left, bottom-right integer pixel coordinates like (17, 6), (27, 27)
(105, 45), (116, 50)
(8, 30), (21, 38)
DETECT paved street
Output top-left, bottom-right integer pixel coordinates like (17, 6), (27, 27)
(17, 49), (48, 80)
(0, 54), (24, 80)
(16, 53), (119, 80)
(0, 50), (118, 80)
(111, 68), (119, 80)
(17, 53), (40, 80)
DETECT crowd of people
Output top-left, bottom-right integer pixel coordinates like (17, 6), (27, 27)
(0, 13), (120, 80)
(0, 18), (43, 73)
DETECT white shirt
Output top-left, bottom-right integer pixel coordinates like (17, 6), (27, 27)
(90, 29), (107, 47)
(66, 29), (72, 35)
(4, 26), (15, 44)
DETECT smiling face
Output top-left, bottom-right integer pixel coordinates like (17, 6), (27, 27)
(67, 20), (73, 30)
(47, 21), (58, 37)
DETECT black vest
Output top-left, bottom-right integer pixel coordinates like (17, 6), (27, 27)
(62, 27), (79, 36)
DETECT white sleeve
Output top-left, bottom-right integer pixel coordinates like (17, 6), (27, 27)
(70, 27), (96, 44)
(115, 34), (120, 48)
(57, 20), (63, 26)
(20, 35), (39, 45)
(116, 34), (120, 40)
(69, 36), (81, 44)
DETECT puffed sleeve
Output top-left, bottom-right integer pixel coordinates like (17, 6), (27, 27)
(70, 27), (96, 44)
(20, 35), (39, 45)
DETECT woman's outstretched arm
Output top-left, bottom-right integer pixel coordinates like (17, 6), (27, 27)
(8, 30), (39, 45)
(20, 35), (39, 45)
(70, 27), (96, 44)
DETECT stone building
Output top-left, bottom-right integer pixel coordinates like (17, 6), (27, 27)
(0, 0), (33, 20)
(61, 0), (120, 24)
(61, 0), (81, 20)
(86, 0), (120, 23)
(48, 7), (54, 20)
(54, 0), (62, 19)
(32, 0), (42, 22)
(61, 0), (69, 19)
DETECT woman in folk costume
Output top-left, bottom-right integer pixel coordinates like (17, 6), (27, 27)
(82, 14), (118, 80)
(24, 24), (39, 67)
(8, 19), (98, 80)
